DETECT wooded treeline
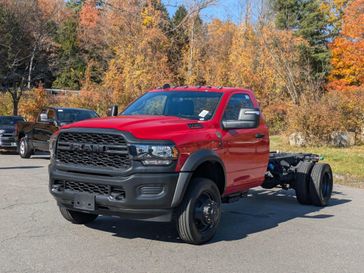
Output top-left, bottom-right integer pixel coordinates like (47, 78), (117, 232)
(0, 0), (363, 144)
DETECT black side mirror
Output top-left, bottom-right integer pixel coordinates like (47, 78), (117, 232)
(222, 108), (260, 130)
(107, 105), (119, 117)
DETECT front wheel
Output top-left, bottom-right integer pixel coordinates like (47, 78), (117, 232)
(176, 178), (221, 245)
(19, 137), (32, 158)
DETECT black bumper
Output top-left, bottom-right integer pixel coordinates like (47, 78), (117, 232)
(49, 165), (181, 222)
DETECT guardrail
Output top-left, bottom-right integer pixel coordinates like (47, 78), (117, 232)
(45, 89), (80, 95)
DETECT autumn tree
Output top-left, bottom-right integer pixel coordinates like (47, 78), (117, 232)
(19, 86), (51, 121)
(101, 0), (172, 107)
(328, 0), (364, 91)
(0, 4), (32, 115)
(202, 20), (236, 86)
(0, 0), (63, 115)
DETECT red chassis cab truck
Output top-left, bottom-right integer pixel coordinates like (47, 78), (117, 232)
(49, 86), (333, 244)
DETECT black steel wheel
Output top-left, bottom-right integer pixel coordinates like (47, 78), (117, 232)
(176, 178), (221, 245)
(309, 163), (333, 206)
(295, 161), (314, 205)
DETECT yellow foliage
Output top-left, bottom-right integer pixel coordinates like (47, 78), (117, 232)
(102, 0), (172, 108)
(18, 87), (52, 121)
(0, 93), (13, 116)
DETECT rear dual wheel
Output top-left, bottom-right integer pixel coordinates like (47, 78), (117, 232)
(309, 163), (333, 206)
(295, 162), (333, 206)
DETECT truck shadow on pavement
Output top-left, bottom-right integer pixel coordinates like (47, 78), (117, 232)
(86, 188), (351, 244)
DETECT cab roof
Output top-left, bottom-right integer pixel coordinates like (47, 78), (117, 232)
(45, 107), (95, 111)
(150, 85), (254, 94)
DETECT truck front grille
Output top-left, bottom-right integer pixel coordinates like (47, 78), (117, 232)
(56, 131), (131, 170)
(54, 180), (125, 197)
(65, 180), (110, 195)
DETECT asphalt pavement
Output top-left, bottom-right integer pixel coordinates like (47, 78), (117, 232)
(0, 152), (363, 273)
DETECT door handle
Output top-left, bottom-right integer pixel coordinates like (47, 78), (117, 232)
(256, 133), (265, 139)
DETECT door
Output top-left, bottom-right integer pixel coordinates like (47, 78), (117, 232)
(33, 109), (58, 151)
(220, 93), (267, 192)
(32, 109), (47, 150)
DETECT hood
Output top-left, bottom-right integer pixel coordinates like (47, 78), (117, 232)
(0, 125), (16, 134)
(61, 115), (205, 140)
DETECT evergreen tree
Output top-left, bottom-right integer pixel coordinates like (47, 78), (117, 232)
(169, 5), (190, 84)
(52, 18), (86, 89)
(271, 0), (331, 79)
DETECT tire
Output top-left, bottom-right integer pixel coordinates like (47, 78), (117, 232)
(309, 163), (333, 206)
(176, 177), (221, 245)
(19, 137), (32, 158)
(295, 161), (314, 205)
(59, 207), (98, 224)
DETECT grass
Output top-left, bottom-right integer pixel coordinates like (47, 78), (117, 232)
(270, 135), (364, 188)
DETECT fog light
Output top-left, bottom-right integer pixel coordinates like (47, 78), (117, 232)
(110, 187), (125, 200)
(139, 185), (164, 196)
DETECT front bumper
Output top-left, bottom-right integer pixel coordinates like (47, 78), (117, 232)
(49, 164), (180, 222)
(0, 135), (17, 149)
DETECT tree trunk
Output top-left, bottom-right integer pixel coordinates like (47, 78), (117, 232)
(8, 89), (21, 116)
(187, 18), (195, 83)
(27, 44), (37, 89)
(12, 97), (19, 116)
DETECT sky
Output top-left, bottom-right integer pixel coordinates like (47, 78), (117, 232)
(162, 0), (266, 23)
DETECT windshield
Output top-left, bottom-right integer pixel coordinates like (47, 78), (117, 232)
(56, 109), (98, 123)
(0, 117), (25, 126)
(122, 91), (223, 120)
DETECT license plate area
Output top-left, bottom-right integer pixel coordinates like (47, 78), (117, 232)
(74, 193), (95, 211)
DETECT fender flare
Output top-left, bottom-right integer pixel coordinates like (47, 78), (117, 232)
(171, 149), (226, 207)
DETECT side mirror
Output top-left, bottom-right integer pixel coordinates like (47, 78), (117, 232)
(40, 113), (50, 122)
(222, 108), (260, 130)
(107, 105), (119, 117)
(40, 113), (55, 124)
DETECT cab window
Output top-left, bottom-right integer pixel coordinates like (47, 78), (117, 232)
(47, 109), (56, 120)
(223, 94), (254, 120)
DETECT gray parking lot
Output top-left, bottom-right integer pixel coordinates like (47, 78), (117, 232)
(0, 152), (364, 273)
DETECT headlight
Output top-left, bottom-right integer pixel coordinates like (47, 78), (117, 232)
(131, 144), (178, 166)
(49, 130), (60, 159)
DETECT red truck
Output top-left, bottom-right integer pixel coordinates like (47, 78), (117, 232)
(49, 85), (333, 244)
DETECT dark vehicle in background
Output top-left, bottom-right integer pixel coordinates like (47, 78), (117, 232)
(16, 107), (98, 158)
(0, 116), (26, 151)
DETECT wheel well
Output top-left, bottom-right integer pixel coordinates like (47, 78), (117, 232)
(18, 132), (25, 140)
(192, 161), (225, 194)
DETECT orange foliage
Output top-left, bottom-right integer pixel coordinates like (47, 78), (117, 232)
(288, 90), (364, 145)
(19, 87), (51, 121)
(101, 0), (172, 107)
(328, 0), (364, 91)
(79, 0), (99, 28)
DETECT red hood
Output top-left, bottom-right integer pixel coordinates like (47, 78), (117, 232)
(61, 115), (205, 140)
